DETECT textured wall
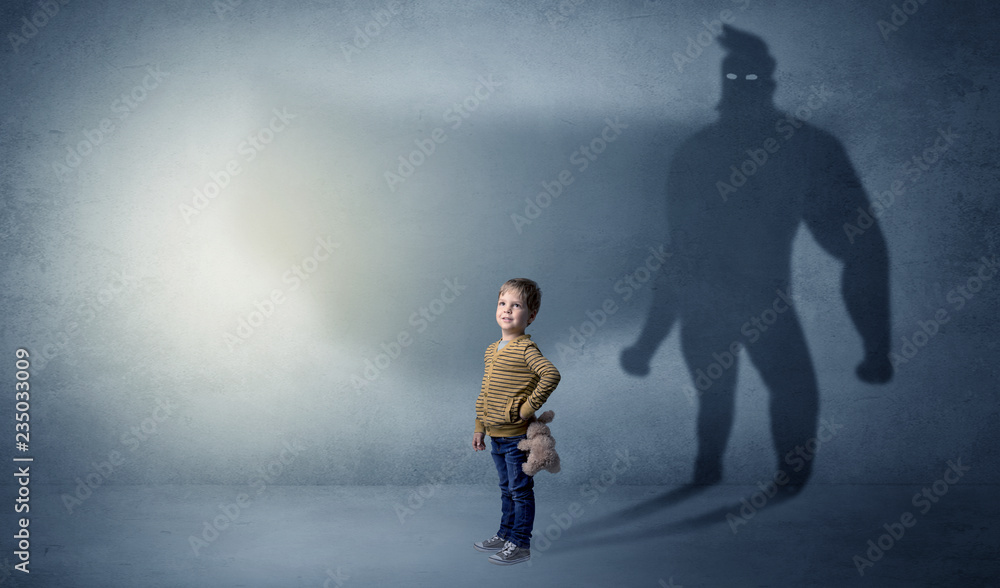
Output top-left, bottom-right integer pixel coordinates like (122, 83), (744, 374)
(1, 0), (997, 489)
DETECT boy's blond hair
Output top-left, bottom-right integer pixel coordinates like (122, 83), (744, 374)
(499, 278), (542, 315)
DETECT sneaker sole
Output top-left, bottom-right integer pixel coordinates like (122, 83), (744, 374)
(488, 554), (530, 565)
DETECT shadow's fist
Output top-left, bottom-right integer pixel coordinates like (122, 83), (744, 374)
(856, 351), (893, 384)
(620, 346), (651, 376)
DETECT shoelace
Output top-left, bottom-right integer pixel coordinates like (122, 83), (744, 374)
(499, 542), (516, 557)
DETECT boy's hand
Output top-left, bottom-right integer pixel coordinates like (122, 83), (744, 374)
(472, 432), (486, 451)
(519, 403), (536, 422)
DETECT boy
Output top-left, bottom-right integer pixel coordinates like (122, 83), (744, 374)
(472, 278), (561, 565)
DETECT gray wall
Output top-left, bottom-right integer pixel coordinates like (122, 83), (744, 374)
(2, 0), (997, 488)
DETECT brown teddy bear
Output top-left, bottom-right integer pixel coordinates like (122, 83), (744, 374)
(517, 410), (561, 476)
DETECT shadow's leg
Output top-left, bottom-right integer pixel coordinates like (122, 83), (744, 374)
(680, 314), (740, 485)
(745, 308), (819, 491)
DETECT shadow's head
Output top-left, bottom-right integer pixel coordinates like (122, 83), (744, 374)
(717, 25), (776, 115)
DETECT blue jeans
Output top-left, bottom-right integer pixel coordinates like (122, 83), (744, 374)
(490, 434), (534, 548)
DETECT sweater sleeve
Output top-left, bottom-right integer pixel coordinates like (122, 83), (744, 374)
(522, 343), (560, 411)
(473, 342), (494, 433)
(474, 376), (486, 433)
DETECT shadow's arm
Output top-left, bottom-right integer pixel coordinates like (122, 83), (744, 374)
(803, 138), (892, 383)
(621, 272), (679, 376)
(620, 159), (685, 376)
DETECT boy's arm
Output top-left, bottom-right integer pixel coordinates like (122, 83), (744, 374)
(520, 344), (561, 419)
(474, 391), (486, 433)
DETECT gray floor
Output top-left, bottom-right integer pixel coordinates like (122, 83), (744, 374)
(19, 482), (998, 587)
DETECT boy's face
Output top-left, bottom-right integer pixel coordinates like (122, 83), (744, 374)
(496, 288), (535, 339)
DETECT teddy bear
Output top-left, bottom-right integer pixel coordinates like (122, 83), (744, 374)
(517, 410), (561, 476)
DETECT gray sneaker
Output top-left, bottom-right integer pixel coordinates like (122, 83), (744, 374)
(473, 535), (507, 552)
(488, 540), (530, 565)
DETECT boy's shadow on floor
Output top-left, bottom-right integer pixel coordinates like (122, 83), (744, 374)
(555, 483), (802, 550)
(569, 483), (709, 537)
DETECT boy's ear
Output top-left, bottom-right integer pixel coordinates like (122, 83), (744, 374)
(527, 310), (537, 325)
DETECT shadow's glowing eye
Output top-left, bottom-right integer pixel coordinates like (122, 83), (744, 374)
(746, 74), (758, 80)
(726, 73), (737, 80)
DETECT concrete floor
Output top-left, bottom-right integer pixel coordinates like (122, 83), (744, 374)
(19, 482), (999, 587)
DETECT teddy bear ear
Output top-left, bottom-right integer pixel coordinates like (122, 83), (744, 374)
(539, 410), (554, 423)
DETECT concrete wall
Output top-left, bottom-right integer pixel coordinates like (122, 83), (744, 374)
(2, 0), (997, 487)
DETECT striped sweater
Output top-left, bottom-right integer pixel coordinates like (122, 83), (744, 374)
(474, 334), (561, 437)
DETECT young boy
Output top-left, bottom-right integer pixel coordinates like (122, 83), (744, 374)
(472, 278), (561, 565)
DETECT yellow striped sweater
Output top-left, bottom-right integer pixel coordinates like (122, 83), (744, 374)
(474, 334), (561, 437)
